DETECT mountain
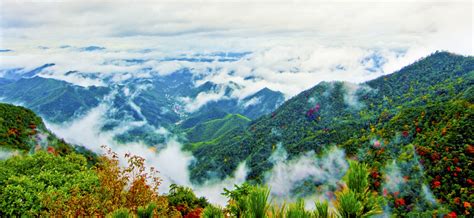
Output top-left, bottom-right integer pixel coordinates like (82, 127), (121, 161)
(0, 77), (110, 123)
(0, 67), (284, 146)
(0, 63), (55, 81)
(188, 51), (473, 214)
(0, 103), (95, 159)
(0, 51), (472, 216)
(184, 114), (251, 151)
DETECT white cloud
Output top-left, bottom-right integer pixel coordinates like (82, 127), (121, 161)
(0, 149), (16, 160)
(1, 0), (471, 55)
(180, 86), (229, 112)
(44, 93), (248, 205)
(0, 1), (471, 98)
(242, 96), (261, 108)
(39, 73), (106, 87)
(265, 145), (348, 198)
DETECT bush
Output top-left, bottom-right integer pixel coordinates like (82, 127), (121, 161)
(286, 198), (314, 218)
(109, 208), (131, 218)
(335, 161), (383, 218)
(335, 190), (363, 217)
(202, 205), (225, 218)
(137, 203), (156, 218)
(314, 201), (330, 218)
(245, 186), (270, 218)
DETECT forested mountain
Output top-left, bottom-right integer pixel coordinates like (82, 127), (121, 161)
(0, 103), (94, 158)
(189, 51), (473, 215)
(184, 114), (251, 151)
(0, 51), (472, 217)
(0, 77), (109, 123)
(0, 68), (284, 146)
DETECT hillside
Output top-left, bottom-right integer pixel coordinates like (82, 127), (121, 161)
(0, 70), (284, 146)
(189, 51), (474, 215)
(184, 114), (251, 150)
(0, 103), (95, 159)
(0, 77), (109, 123)
(0, 52), (472, 217)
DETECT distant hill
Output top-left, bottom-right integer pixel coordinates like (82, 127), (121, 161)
(0, 69), (284, 146)
(184, 114), (251, 151)
(0, 77), (109, 123)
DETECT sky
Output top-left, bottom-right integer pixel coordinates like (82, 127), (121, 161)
(0, 0), (473, 98)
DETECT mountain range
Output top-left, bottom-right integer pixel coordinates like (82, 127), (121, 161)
(0, 51), (472, 216)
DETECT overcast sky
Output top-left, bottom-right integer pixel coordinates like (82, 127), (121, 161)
(0, 0), (472, 98)
(1, 0), (472, 53)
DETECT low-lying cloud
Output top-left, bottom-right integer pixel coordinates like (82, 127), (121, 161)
(44, 93), (249, 205)
(0, 44), (449, 104)
(265, 143), (348, 202)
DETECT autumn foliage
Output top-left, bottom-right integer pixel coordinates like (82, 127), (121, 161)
(0, 147), (170, 216)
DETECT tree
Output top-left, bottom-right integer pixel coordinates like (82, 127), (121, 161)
(334, 161), (383, 217)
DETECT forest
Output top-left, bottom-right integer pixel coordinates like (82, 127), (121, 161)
(0, 51), (472, 217)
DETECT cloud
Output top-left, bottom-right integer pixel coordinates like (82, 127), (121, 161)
(383, 161), (404, 194)
(40, 73), (106, 87)
(242, 96), (261, 108)
(0, 43), (466, 108)
(0, 0), (471, 97)
(1, 1), (471, 56)
(44, 91), (248, 205)
(265, 144), (348, 200)
(180, 88), (229, 112)
(0, 148), (16, 160)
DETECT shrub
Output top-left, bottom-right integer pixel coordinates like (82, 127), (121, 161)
(137, 203), (157, 218)
(286, 198), (313, 218)
(314, 201), (330, 218)
(245, 186), (270, 218)
(335, 161), (383, 218)
(202, 205), (225, 218)
(109, 208), (131, 218)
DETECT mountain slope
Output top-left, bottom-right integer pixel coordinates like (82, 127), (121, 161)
(184, 114), (251, 150)
(0, 77), (110, 123)
(191, 51), (473, 181)
(0, 103), (95, 159)
(190, 52), (474, 215)
(0, 68), (284, 143)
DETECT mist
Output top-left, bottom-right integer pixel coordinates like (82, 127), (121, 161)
(44, 87), (352, 206)
(265, 143), (348, 205)
(44, 94), (251, 205)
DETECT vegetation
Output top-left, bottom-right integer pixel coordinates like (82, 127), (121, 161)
(0, 51), (472, 216)
(314, 201), (330, 218)
(0, 77), (109, 123)
(184, 114), (251, 150)
(167, 184), (209, 216)
(201, 205), (225, 218)
(189, 51), (474, 216)
(245, 186), (271, 218)
(0, 135), (385, 217)
(0, 102), (95, 159)
(0, 103), (43, 150)
(334, 161), (383, 217)
(285, 199), (313, 218)
(0, 147), (171, 216)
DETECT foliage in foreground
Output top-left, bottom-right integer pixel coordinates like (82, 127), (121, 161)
(217, 161), (384, 218)
(1, 148), (387, 217)
(0, 148), (169, 216)
(334, 161), (383, 217)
